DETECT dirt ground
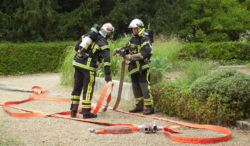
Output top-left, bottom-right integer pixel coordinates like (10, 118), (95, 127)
(0, 73), (250, 146)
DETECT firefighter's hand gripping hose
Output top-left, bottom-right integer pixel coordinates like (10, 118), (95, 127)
(0, 83), (232, 144)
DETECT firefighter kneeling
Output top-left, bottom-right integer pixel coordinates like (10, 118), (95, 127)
(70, 23), (114, 118)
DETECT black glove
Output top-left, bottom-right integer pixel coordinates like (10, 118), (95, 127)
(119, 46), (128, 57)
(104, 66), (112, 82)
(105, 74), (112, 82)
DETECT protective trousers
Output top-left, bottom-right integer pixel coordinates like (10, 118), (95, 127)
(131, 69), (153, 108)
(70, 67), (96, 114)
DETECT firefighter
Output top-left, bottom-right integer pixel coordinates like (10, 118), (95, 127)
(70, 23), (114, 118)
(114, 18), (154, 115)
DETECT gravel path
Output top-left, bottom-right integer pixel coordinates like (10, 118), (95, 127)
(0, 73), (249, 146)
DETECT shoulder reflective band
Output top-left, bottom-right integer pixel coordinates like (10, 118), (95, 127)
(139, 41), (150, 52)
(100, 45), (109, 50)
(141, 41), (150, 48)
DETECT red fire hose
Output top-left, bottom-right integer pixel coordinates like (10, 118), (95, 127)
(0, 83), (232, 144)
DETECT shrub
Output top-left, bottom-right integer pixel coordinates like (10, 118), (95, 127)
(191, 69), (250, 99)
(152, 81), (249, 125)
(0, 42), (73, 75)
(191, 69), (250, 117)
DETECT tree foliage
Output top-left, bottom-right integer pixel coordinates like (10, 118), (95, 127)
(179, 0), (250, 42)
(0, 0), (249, 42)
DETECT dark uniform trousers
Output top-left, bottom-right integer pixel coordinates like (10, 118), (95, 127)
(131, 69), (153, 108)
(70, 67), (96, 114)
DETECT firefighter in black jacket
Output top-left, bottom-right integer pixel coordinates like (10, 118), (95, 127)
(70, 23), (114, 118)
(114, 19), (154, 115)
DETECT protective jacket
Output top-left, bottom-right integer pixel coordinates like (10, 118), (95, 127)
(122, 35), (152, 74)
(70, 33), (111, 115)
(73, 33), (111, 78)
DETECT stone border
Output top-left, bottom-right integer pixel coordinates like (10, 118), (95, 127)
(236, 120), (250, 130)
(94, 77), (134, 101)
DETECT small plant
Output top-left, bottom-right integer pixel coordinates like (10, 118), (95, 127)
(150, 57), (171, 84)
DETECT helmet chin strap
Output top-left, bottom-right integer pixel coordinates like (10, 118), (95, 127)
(138, 28), (145, 37)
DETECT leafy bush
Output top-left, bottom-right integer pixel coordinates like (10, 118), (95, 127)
(191, 69), (250, 98)
(180, 41), (250, 60)
(191, 69), (250, 117)
(0, 42), (73, 75)
(152, 81), (249, 125)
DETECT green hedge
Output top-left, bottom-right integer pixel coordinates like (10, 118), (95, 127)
(179, 41), (250, 60)
(0, 42), (74, 75)
(152, 83), (248, 125)
(152, 69), (250, 125)
(191, 69), (250, 100)
(191, 69), (250, 117)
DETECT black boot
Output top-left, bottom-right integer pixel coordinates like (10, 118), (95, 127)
(70, 104), (79, 117)
(129, 106), (144, 113)
(70, 111), (77, 118)
(82, 108), (97, 118)
(143, 106), (155, 115)
(83, 113), (97, 119)
(129, 100), (144, 113)
(129, 103), (143, 113)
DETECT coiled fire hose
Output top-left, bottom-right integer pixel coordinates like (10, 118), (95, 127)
(0, 83), (232, 144)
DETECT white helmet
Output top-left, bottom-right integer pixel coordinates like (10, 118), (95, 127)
(128, 18), (144, 28)
(99, 23), (115, 38)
